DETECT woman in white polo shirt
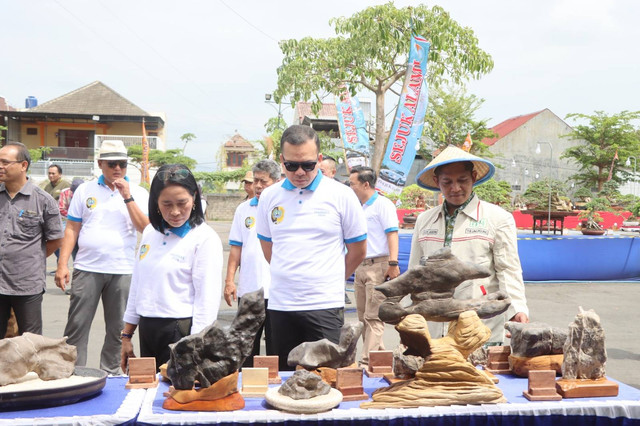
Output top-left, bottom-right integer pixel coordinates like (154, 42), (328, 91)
(120, 164), (222, 371)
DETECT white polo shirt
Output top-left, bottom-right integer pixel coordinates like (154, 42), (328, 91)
(229, 197), (270, 299)
(67, 176), (149, 274)
(362, 192), (399, 258)
(257, 173), (367, 311)
(123, 222), (222, 334)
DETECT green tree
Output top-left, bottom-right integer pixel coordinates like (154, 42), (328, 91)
(193, 168), (249, 193)
(180, 133), (196, 155)
(274, 3), (493, 171)
(28, 147), (51, 163)
(421, 85), (496, 161)
(562, 110), (640, 192)
(127, 146), (197, 171)
(0, 124), (6, 141)
(474, 179), (512, 210)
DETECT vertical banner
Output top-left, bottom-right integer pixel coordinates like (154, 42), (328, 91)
(377, 35), (430, 194)
(335, 89), (370, 169)
(141, 119), (150, 185)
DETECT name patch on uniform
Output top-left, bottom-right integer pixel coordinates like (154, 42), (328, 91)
(86, 197), (97, 209)
(244, 216), (255, 229)
(139, 244), (150, 260)
(465, 228), (489, 235)
(271, 206), (285, 224)
(171, 253), (186, 263)
(421, 229), (438, 236)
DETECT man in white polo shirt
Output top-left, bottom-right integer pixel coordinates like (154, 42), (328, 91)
(55, 140), (150, 374)
(257, 125), (367, 371)
(349, 166), (400, 366)
(225, 159), (281, 367)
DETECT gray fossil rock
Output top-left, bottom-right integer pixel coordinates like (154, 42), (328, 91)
(376, 248), (511, 324)
(505, 321), (567, 357)
(562, 307), (607, 380)
(166, 288), (265, 390)
(467, 346), (489, 367)
(0, 333), (77, 386)
(278, 369), (331, 400)
(392, 344), (424, 379)
(287, 322), (363, 369)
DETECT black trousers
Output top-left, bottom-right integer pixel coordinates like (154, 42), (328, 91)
(268, 307), (344, 371)
(138, 316), (192, 370)
(240, 298), (272, 368)
(0, 292), (43, 338)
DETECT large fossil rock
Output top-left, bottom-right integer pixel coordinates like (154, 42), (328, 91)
(562, 307), (607, 380)
(361, 312), (503, 408)
(505, 321), (567, 358)
(166, 288), (265, 390)
(0, 333), (77, 386)
(392, 344), (424, 379)
(376, 248), (511, 324)
(278, 369), (330, 400)
(287, 322), (363, 369)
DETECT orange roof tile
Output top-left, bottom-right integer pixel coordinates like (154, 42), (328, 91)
(481, 110), (545, 146)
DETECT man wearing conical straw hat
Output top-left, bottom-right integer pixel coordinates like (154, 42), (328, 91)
(410, 145), (529, 344)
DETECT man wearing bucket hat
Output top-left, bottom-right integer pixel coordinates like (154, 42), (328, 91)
(55, 140), (150, 374)
(410, 145), (529, 344)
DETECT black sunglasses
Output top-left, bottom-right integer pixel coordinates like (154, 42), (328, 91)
(107, 161), (128, 169)
(156, 169), (191, 181)
(282, 156), (318, 172)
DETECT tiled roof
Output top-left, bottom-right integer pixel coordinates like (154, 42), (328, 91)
(0, 96), (16, 112)
(223, 133), (254, 148)
(25, 81), (150, 116)
(481, 109), (545, 146)
(296, 102), (337, 120)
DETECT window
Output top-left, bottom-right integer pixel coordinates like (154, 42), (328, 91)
(511, 185), (521, 191)
(226, 152), (247, 167)
(26, 128), (38, 135)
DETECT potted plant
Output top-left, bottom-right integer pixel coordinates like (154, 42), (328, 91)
(623, 201), (640, 226)
(522, 178), (570, 211)
(578, 197), (611, 235)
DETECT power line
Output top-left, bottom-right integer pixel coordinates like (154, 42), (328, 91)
(218, 0), (279, 43)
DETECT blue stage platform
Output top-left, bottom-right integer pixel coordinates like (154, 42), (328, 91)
(396, 233), (640, 282)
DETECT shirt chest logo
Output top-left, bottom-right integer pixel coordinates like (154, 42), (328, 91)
(139, 244), (150, 260)
(271, 206), (285, 224)
(466, 218), (489, 235)
(244, 216), (255, 229)
(86, 197), (97, 210)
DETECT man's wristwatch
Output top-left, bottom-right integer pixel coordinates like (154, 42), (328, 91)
(388, 260), (399, 266)
(123, 196), (135, 204)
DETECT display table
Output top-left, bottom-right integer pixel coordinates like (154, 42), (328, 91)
(0, 376), (145, 426)
(136, 371), (640, 426)
(521, 210), (579, 235)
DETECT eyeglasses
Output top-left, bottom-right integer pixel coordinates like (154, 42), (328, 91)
(0, 159), (22, 167)
(156, 169), (191, 181)
(107, 161), (128, 169)
(282, 156), (318, 172)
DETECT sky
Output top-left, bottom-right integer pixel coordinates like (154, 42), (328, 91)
(1, 0), (639, 171)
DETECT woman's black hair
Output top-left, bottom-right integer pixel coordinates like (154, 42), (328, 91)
(149, 164), (204, 233)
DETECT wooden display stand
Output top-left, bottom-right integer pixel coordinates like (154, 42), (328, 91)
(125, 357), (159, 389)
(241, 368), (269, 397)
(556, 378), (619, 398)
(336, 367), (368, 401)
(253, 355), (282, 384)
(523, 370), (562, 401)
(364, 351), (394, 378)
(484, 346), (512, 374)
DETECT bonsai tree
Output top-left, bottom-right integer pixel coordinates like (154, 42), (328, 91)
(579, 197), (611, 230)
(474, 179), (513, 211)
(522, 178), (570, 211)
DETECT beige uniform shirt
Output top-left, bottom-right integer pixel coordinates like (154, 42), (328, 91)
(408, 195), (528, 343)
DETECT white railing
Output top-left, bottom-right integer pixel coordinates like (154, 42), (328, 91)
(95, 135), (160, 150)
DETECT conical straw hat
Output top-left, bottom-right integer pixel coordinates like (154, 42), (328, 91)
(415, 145), (495, 191)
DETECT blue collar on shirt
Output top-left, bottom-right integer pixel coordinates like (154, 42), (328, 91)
(364, 191), (379, 206)
(249, 196), (259, 206)
(98, 175), (130, 186)
(165, 221), (192, 237)
(282, 171), (323, 191)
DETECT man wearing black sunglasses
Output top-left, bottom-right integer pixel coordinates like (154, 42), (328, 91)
(256, 125), (368, 371)
(55, 139), (150, 374)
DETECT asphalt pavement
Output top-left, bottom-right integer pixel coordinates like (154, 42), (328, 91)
(41, 221), (640, 389)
